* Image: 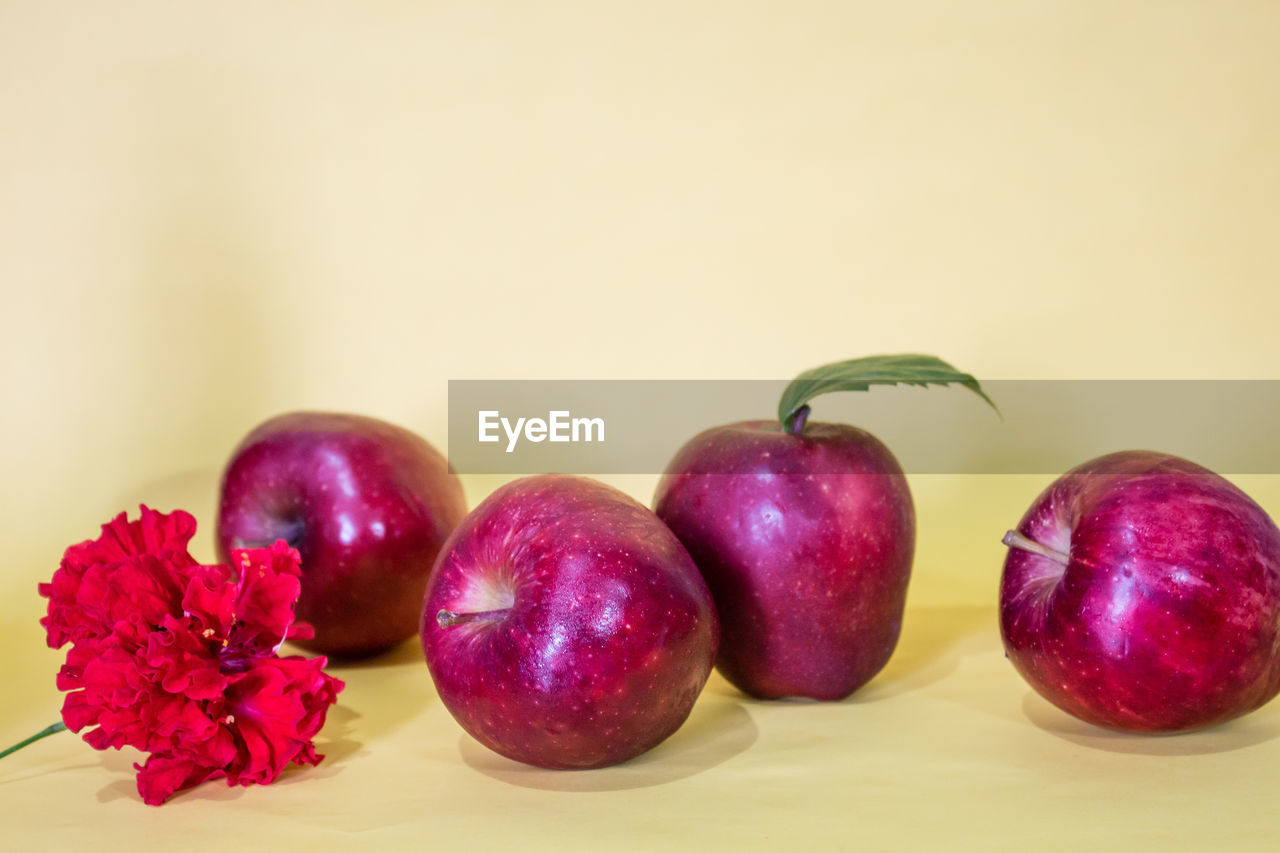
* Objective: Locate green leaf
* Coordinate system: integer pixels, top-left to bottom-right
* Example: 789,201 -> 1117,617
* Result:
777,354 -> 999,431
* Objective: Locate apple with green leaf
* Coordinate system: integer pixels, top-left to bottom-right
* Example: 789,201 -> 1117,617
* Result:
654,355 -> 997,700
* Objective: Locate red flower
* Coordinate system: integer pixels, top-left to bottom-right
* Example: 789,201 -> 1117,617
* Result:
39,506 -> 345,805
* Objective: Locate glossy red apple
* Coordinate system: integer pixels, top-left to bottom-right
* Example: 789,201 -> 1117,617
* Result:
217,412 -> 466,658
421,474 -> 718,769
1000,450 -> 1280,732
654,355 -> 995,700
655,423 -> 911,700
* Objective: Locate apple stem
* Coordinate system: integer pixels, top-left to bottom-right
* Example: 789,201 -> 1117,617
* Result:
783,404 -> 811,435
1001,530 -> 1070,566
437,608 -> 511,629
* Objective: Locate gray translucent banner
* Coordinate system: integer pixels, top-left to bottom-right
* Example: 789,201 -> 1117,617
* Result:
447,380 -> 1280,474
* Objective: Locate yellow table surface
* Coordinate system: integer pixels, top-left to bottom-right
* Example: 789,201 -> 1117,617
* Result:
6,475 -> 1280,851
5,1 -> 1280,848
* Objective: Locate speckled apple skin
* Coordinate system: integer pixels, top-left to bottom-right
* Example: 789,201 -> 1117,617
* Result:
1001,450 -> 1280,732
217,412 -> 466,658
653,420 -> 915,701
421,475 -> 719,770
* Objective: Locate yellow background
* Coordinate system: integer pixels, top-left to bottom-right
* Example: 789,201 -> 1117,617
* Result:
3,2 -> 1278,849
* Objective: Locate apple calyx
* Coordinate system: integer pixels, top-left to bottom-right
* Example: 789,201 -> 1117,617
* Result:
1001,530 -> 1070,566
437,608 -> 511,629
775,353 -> 999,430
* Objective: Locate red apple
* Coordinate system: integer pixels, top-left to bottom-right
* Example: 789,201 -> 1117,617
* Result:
654,355 -> 995,700
421,474 -> 718,769
1000,450 -> 1280,732
217,412 -> 466,658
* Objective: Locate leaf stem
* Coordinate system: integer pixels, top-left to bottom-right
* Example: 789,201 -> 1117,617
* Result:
783,404 -> 811,435
0,721 -> 67,759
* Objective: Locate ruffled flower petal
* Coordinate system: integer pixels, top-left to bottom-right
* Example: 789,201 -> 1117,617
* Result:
40,507 -> 198,647
134,754 -> 226,807
227,542 -> 305,655
38,506 -> 344,805
223,656 -> 344,786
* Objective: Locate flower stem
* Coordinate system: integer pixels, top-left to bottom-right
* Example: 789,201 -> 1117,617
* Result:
0,721 -> 67,759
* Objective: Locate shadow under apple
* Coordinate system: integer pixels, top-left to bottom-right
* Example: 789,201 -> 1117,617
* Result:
704,604 -> 994,704
852,604 -> 993,703
458,691 -> 757,791
321,636 -> 425,671
1020,690 -> 1280,756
